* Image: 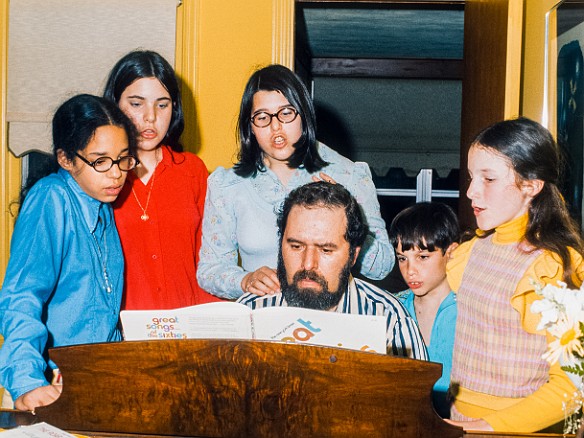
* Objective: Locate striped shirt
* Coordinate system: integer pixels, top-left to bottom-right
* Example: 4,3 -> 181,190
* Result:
237,277 -> 428,360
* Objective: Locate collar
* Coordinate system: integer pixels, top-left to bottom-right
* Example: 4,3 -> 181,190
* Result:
439,290 -> 457,310
159,144 -> 172,167
58,168 -> 108,234
127,145 -> 170,185
335,275 -> 356,313
492,214 -> 528,245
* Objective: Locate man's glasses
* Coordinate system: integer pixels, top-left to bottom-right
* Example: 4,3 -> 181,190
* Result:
75,153 -> 139,173
251,107 -> 299,128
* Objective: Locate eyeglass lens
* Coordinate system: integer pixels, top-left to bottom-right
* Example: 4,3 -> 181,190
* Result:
93,156 -> 138,172
252,107 -> 298,127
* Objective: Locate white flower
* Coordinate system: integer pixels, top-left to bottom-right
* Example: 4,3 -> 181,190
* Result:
542,315 -> 584,365
532,281 -> 584,328
531,297 -> 561,331
531,280 -> 584,366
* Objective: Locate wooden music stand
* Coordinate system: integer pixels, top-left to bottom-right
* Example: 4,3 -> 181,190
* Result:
33,339 -> 463,438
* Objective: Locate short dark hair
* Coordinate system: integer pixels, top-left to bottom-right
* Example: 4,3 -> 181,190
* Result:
388,202 -> 459,254
103,50 -> 184,152
234,64 -> 328,178
278,181 -> 368,250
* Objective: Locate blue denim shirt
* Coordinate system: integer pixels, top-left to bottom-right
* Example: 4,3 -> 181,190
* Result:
0,169 -> 123,400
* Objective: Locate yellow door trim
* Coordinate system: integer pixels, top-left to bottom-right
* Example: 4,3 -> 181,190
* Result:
272,0 -> 295,67
0,0 -> 21,282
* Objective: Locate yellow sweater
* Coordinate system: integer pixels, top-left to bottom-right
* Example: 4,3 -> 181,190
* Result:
447,214 -> 584,432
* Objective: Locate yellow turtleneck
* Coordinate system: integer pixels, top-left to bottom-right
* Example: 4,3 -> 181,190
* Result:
446,214 -> 584,432
491,214 -> 528,245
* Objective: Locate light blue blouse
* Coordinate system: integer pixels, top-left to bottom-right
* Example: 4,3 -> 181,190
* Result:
198,143 -> 393,299
398,289 -> 456,417
0,169 -> 123,401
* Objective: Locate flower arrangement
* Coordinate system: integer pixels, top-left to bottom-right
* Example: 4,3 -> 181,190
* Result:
531,280 -> 584,435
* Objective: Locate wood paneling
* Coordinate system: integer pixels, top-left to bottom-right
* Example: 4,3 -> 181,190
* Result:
311,57 -> 464,78
458,0 -> 523,231
34,340 -> 463,438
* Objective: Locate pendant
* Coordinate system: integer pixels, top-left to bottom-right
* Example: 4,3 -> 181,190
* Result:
141,214 -> 149,221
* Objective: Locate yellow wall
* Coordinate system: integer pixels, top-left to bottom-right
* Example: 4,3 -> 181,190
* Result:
0,0 -> 21,283
176,0 -> 294,172
521,0 -> 562,128
505,0 -> 525,120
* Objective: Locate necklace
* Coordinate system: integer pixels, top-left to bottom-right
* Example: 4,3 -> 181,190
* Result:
92,216 -> 112,294
132,168 -> 157,221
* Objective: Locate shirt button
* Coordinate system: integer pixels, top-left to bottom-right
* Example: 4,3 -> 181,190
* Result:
152,255 -> 158,260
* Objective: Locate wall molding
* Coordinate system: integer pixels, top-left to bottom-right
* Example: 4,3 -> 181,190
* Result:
0,0 -> 21,281
272,0 -> 295,67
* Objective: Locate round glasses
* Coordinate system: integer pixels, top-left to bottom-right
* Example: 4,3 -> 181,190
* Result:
75,152 -> 140,173
251,107 -> 299,128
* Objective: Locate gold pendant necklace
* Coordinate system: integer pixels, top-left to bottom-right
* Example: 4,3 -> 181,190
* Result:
132,168 -> 157,221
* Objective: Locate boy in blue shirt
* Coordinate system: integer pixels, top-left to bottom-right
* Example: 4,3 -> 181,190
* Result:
389,202 -> 459,418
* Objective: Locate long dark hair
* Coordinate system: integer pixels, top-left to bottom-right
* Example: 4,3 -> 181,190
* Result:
471,117 -> 584,287
103,50 -> 184,152
19,94 -> 138,207
234,64 -> 327,178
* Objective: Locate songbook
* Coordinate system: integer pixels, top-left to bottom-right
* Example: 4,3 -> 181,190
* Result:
0,422 -> 77,437
120,302 -> 386,353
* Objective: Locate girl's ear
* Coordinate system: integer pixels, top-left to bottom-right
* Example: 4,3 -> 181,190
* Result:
56,149 -> 74,171
522,179 -> 544,198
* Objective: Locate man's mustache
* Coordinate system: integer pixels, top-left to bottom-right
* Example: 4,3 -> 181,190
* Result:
292,269 -> 327,288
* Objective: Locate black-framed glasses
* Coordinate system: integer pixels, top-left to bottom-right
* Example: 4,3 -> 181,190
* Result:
251,107 -> 299,128
75,153 -> 139,173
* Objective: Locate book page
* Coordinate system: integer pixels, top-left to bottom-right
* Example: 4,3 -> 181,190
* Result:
251,307 -> 386,353
0,422 -> 78,437
120,302 -> 253,341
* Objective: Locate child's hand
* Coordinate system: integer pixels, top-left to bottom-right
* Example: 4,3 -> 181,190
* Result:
14,384 -> 62,412
242,267 -> 280,296
443,418 -> 493,431
312,172 -> 337,184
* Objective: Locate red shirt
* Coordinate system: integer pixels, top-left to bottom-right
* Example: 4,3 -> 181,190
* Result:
113,146 -> 223,310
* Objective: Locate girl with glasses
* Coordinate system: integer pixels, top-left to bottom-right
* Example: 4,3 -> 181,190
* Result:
0,94 -> 137,411
197,64 -> 392,299
103,50 -> 221,310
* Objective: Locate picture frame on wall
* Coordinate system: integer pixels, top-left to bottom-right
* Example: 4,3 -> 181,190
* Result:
547,0 -> 584,227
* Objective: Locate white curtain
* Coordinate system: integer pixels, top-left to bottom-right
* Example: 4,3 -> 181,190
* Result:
7,0 -> 178,156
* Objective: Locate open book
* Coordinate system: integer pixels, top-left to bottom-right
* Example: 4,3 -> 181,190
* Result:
120,302 -> 387,353
0,422 -> 77,438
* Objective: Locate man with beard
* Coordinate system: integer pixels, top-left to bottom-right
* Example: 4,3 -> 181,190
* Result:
237,181 -> 427,360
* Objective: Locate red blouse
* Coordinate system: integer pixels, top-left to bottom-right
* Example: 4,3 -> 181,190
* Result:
113,146 -> 223,310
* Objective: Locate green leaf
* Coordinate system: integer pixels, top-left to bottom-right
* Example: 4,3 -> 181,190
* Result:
562,362 -> 584,376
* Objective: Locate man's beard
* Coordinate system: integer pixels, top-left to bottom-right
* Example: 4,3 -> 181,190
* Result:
277,252 -> 352,311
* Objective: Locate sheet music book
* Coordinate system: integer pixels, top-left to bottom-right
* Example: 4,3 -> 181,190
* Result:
0,422 -> 77,437
120,302 -> 386,353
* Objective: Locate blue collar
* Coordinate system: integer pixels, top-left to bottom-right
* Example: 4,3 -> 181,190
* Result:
58,168 -> 108,234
